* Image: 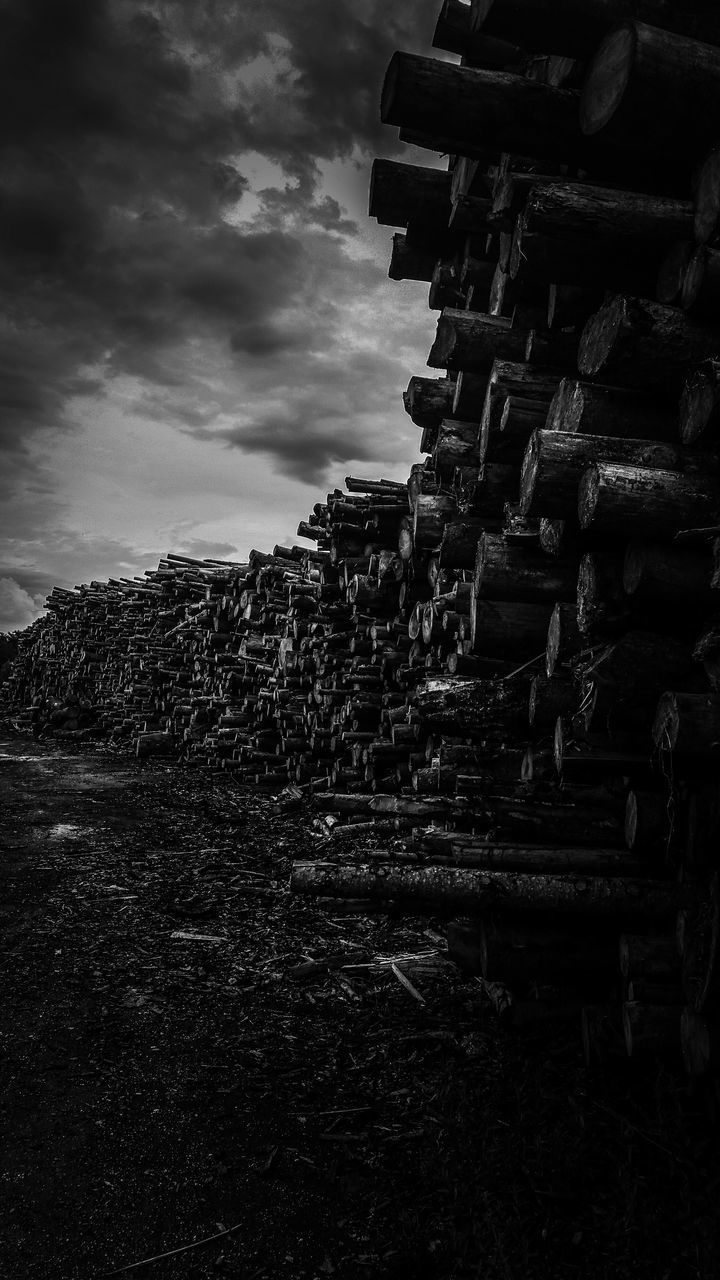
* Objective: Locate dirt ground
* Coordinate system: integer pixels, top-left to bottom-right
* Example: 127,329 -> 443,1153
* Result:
2,732 -> 720,1280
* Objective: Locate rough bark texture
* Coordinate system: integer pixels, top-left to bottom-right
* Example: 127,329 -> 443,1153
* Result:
369,159 -> 452,229
678,360 -> 720,445
513,182 -> 692,288
475,531 -> 577,603
580,22 -> 720,169
428,308 -> 528,374
579,462 -> 720,540
389,233 -> 438,282
520,429 -> 682,520
291,861 -> 688,922
404,377 -> 457,430
547,378 -> 676,441
578,295 -> 720,393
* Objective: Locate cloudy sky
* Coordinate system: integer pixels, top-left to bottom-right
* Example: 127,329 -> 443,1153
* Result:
0,0 -> 449,631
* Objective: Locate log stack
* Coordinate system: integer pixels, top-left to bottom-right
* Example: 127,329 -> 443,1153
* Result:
5,0 -> 720,1079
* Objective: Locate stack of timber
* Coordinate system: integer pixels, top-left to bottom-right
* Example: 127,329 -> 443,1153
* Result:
297,0 -> 720,1076
5,0 -> 720,1078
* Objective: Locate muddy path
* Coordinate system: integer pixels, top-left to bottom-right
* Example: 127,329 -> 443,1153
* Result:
1,734 -> 718,1280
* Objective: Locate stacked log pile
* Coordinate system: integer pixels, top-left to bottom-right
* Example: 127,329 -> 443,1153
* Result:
4,0 -> 720,1077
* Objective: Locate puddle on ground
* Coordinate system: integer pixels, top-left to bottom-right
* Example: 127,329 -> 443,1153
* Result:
47,824 -> 86,841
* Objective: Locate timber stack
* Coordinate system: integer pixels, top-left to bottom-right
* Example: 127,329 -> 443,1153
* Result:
4,0 -> 720,1081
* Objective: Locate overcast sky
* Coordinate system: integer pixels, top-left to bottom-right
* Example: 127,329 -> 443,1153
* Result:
0,0 -> 449,631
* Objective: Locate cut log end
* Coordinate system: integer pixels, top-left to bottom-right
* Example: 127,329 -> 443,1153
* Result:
680,246 -> 708,313
652,692 -> 680,752
579,25 -> 635,137
519,430 -> 541,516
577,462 -> 599,530
428,314 -> 457,370
694,146 -> 720,246
380,52 -> 403,126
679,363 -> 719,445
547,378 -> 583,434
578,297 -> 626,381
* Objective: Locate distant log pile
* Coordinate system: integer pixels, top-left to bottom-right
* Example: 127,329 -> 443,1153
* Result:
5,0 -> 720,1079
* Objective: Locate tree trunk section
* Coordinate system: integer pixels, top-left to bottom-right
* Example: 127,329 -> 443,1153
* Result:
579,462 -> 720,540
291,860 -> 689,922
580,22 -> 720,171
578,295 -> 720,393
520,428 -> 682,520
369,159 -> 452,229
547,377 -> 676,440
428,308 -> 529,374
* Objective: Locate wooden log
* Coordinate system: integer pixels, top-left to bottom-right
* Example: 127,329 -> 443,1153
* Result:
472,598 -> 552,658
653,692 -> 720,757
413,493 -> 458,550
546,377 -> 676,441
681,1008 -> 720,1077
624,788 -> 672,858
449,194 -> 494,236
428,309 -> 529,374
582,1005 -> 626,1066
136,732 -> 175,758
460,253 -> 497,300
439,519 -> 485,571
513,182 -> 693,288
655,240 -> 694,307
434,2 -> 527,67
520,429 -> 681,520
678,360 -> 720,445
369,159 -> 452,228
460,463 -> 516,521
578,295 -> 720,394
433,419 -> 481,478
619,932 -> 678,981
452,370 -> 491,420
446,652 -> 516,678
546,602 -> 581,677
498,397 -> 550,461
547,284 -> 603,332
389,234 -> 437,282
412,675 -> 531,734
478,359 -> 559,462
622,1001 -> 680,1057
291,861 -> 688,922
398,127 -> 498,164
433,0 -> 475,55
578,629 -> 698,730
694,623 -> 720,692
685,784 -> 720,874
480,920 -> 618,990
470,0 -> 720,61
429,261 -> 467,311
576,551 -> 627,641
524,329 -> 579,370
445,842 -> 648,876
694,144 -> 720,246
475,532 -> 577,603
529,674 -> 577,729
622,541 -> 713,609
554,715 -> 652,780
490,263 -> 548,326
579,462 -> 720,540
580,23 -> 720,170
381,53 -> 595,167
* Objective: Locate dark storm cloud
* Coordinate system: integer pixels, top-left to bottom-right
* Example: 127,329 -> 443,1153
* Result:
0,0 -> 442,597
